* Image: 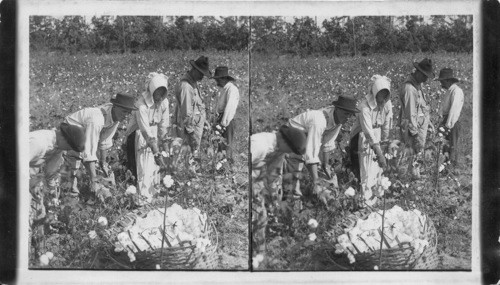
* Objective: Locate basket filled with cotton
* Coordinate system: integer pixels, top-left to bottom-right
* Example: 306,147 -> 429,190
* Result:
106,203 -> 218,269
333,205 -> 438,270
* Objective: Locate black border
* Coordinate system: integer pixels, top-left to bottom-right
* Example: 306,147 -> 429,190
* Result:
0,0 -> 18,283
481,1 -> 500,284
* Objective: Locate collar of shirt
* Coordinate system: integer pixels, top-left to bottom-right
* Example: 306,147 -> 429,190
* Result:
99,103 -> 116,128
448,83 -> 459,93
224,81 -> 236,91
406,74 -> 422,91
181,72 -> 198,89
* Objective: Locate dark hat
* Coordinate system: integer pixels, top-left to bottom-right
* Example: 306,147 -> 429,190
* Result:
59,122 -> 85,152
110,93 -> 138,110
332,96 -> 360,113
212,66 -> 235,81
413,58 -> 435,78
189,56 -> 212,78
279,125 -> 307,155
434,68 -> 459,82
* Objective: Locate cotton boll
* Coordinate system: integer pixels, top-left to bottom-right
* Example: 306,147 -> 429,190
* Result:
88,230 -> 97,239
307,219 -> 319,229
252,258 -> 260,269
45,252 -> 54,260
347,253 -> 356,264
127,250 -> 136,262
334,243 -> 345,254
344,187 -> 356,197
114,241 -> 124,252
98,216 -> 108,227
125,185 -> 136,195
308,233 -> 317,241
39,254 -> 50,266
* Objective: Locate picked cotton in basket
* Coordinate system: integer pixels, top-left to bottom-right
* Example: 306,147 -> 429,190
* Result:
114,203 -> 209,260
335,205 -> 430,263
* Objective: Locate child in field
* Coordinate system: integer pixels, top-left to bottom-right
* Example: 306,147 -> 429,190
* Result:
29,123 -> 85,252
125,72 -> 170,203
349,75 -> 393,206
435,68 -> 464,166
251,125 -> 306,259
30,123 -> 86,198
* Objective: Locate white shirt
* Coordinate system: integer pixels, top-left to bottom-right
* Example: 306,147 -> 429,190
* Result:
29,129 -> 64,178
65,103 -> 119,162
350,97 -> 393,145
439,83 -> 464,129
288,106 -> 342,164
251,132 -> 278,169
217,81 -> 240,127
126,96 -> 170,143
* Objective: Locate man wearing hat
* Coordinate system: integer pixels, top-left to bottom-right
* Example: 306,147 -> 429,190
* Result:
435,68 -> 464,166
251,125 -> 307,260
284,96 -> 359,200
399,58 -> 434,177
173,56 -> 211,171
212,66 -> 240,165
64,93 -> 137,195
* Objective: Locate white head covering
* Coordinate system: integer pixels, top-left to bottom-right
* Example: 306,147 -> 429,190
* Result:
142,72 -> 169,107
366,74 -> 391,108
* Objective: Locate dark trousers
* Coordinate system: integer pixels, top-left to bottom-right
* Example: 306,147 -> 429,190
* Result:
349,133 -> 361,182
126,132 -> 137,179
218,117 -> 235,163
442,118 -> 461,164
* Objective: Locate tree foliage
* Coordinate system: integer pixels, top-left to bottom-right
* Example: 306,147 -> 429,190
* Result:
29,15 -> 472,55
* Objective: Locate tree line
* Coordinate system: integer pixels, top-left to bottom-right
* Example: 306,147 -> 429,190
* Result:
29,15 -> 473,55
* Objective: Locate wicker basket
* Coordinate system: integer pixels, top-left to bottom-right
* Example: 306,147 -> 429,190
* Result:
337,208 -> 439,270
105,204 -> 219,270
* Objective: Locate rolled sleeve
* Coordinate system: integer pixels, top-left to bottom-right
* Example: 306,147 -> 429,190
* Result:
403,85 -> 419,135
181,82 -> 196,132
158,99 -> 171,142
83,122 -> 102,162
304,113 -> 326,164
359,106 -> 378,145
136,104 -> 154,141
381,100 -> 393,141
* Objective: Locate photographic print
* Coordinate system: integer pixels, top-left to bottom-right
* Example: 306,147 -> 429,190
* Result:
249,15 -> 473,271
28,15 -> 249,270
9,0 -> 484,284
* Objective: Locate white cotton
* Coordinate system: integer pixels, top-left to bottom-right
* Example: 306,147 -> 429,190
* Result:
127,250 -> 136,262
